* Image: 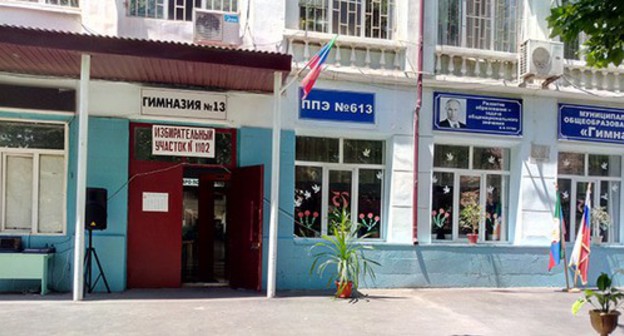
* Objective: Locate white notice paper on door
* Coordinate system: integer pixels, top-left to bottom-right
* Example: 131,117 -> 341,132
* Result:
143,192 -> 168,212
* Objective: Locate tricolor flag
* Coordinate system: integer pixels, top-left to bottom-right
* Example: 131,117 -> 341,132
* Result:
548,188 -> 565,271
301,35 -> 338,99
569,185 -> 592,285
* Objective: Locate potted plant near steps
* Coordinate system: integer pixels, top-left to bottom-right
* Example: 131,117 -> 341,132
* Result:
591,206 -> 611,244
572,272 -> 623,336
459,193 -> 483,244
309,208 -> 380,298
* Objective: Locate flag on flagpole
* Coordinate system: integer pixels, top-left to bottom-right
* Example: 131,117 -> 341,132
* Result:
569,185 -> 592,285
548,188 -> 565,271
301,35 -> 338,99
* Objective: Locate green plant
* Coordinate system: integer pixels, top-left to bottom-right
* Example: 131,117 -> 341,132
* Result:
459,194 -> 483,234
309,208 -> 380,297
572,273 -> 624,315
591,206 -> 612,232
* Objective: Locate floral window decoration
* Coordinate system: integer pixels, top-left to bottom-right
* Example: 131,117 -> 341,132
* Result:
295,136 -> 385,239
557,152 -> 621,244
431,144 -> 510,243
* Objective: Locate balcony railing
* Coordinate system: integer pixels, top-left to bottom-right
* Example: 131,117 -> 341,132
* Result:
284,29 -> 407,74
560,60 -> 624,93
2,0 -> 79,8
434,45 -> 518,81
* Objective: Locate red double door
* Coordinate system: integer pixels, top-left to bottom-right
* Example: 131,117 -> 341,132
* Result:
126,157 -> 263,291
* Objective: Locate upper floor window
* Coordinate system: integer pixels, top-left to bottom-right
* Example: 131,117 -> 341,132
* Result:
294,136 -> 385,239
128,0 -> 237,21
0,121 -> 67,235
8,0 -> 78,8
299,0 -> 395,39
438,0 -> 518,52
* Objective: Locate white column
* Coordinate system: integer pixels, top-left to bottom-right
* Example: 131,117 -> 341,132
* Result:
72,54 -> 90,301
267,71 -> 283,298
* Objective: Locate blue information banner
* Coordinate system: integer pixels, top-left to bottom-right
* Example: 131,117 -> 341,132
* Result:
299,88 -> 375,124
559,104 -> 624,144
433,92 -> 522,136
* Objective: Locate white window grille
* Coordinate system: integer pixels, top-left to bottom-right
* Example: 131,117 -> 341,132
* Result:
299,0 -> 394,39
438,0 -> 518,52
128,0 -> 237,21
0,120 -> 67,235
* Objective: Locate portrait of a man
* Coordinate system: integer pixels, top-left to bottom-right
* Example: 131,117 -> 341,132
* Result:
439,98 -> 466,129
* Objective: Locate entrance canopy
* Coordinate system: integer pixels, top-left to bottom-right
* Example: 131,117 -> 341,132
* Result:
0,25 -> 291,92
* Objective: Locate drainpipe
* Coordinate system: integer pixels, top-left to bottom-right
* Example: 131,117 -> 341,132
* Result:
412,0 -> 424,244
72,54 -> 90,301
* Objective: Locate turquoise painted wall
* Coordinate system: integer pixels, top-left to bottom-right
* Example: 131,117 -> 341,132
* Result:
0,115 -> 128,293
236,126 -> 624,291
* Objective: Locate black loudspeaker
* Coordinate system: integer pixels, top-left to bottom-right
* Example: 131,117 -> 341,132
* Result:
85,188 -> 107,231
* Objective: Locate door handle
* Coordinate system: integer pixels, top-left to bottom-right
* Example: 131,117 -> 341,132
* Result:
251,242 -> 261,250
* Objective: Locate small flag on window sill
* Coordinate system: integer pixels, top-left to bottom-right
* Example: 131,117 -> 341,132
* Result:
301,35 -> 338,100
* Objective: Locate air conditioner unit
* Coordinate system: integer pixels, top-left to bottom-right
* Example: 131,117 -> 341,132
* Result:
519,39 -> 564,80
193,9 -> 241,47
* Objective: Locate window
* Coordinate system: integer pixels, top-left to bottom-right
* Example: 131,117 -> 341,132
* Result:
294,136 -> 385,238
431,144 -> 510,242
8,0 -> 79,8
438,0 -> 518,52
0,121 -> 67,235
557,152 -> 621,244
128,0 -> 237,21
299,0 -> 395,39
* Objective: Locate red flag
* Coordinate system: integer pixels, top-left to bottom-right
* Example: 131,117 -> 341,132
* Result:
569,186 -> 591,284
301,35 -> 337,99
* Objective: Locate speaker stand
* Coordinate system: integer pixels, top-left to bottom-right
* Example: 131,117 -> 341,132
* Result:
84,229 -> 111,294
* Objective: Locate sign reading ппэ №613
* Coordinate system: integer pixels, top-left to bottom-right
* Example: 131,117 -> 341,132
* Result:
152,125 -> 215,158
299,88 -> 375,124
141,88 -> 227,120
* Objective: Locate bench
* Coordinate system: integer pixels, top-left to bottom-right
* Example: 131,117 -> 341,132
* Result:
0,253 -> 53,295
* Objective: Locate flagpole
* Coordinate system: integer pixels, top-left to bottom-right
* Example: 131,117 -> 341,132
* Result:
562,226 -> 570,291
557,183 -> 571,291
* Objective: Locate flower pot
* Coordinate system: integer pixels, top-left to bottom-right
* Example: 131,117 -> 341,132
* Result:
592,235 -> 603,245
467,233 -> 478,244
335,281 -> 353,298
589,310 -> 620,336
436,230 -> 447,240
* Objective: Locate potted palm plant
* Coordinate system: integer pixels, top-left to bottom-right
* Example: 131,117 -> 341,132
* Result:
460,193 -> 483,244
572,272 -> 623,336
309,208 -> 380,298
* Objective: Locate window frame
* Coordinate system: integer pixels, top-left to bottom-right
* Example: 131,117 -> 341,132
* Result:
0,119 -> 68,236
432,144 -> 510,243
294,136 -> 386,240
298,0 -> 396,40
437,0 -> 519,52
127,0 -> 238,21
557,151 -> 622,244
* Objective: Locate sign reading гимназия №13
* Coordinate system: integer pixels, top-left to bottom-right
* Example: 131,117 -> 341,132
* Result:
559,104 -> 624,144
299,88 -> 375,124
433,92 -> 522,136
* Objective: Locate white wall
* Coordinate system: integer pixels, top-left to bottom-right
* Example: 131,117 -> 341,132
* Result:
0,3 -> 82,31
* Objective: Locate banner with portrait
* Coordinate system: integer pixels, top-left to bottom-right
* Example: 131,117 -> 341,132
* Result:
433,92 -> 523,136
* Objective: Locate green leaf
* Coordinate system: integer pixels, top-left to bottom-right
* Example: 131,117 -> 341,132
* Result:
572,298 -> 587,315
